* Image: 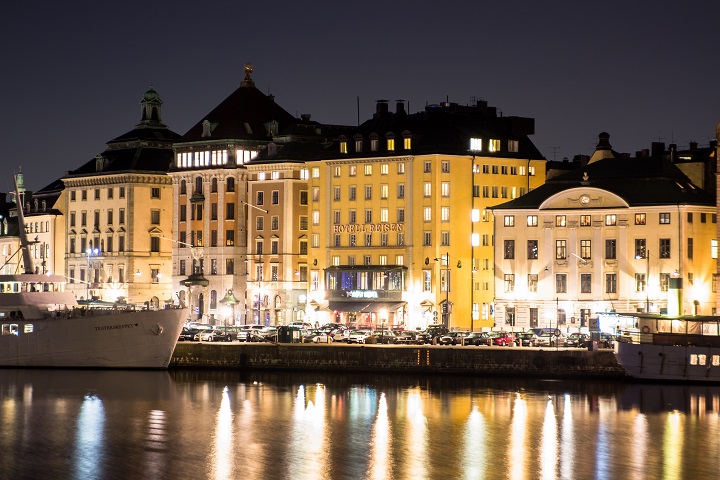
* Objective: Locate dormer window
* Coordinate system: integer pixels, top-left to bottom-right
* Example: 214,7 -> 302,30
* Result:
508,140 -> 519,152
354,134 -> 363,153
489,139 -> 500,152
370,133 -> 379,152
339,135 -> 348,154
386,132 -> 395,152
402,131 -> 412,150
470,138 -> 483,151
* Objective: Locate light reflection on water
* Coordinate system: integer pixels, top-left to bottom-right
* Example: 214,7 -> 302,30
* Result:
2,369 -> 720,479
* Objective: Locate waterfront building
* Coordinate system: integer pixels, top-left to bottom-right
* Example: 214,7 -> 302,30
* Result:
492,132 -> 717,334
168,65 -> 345,325
62,86 -> 180,306
20,176 -> 66,277
306,99 -> 546,330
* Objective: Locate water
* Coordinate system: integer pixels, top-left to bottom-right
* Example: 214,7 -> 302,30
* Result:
1,369 -> 720,480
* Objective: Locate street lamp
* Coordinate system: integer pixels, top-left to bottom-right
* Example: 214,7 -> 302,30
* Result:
86,247 -> 100,302
635,250 -> 650,313
220,289 -> 239,328
433,252 -> 461,327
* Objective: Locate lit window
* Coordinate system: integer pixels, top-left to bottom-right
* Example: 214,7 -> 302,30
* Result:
556,215 -> 566,227
423,207 -> 432,222
635,213 -> 646,225
441,182 -> 450,197
605,214 -> 617,226
470,138 -> 482,151
508,140 -> 519,152
423,182 -> 432,197
504,216 -> 515,227
312,167 -> 320,178
365,164 -> 372,175
441,207 -> 450,222
381,164 -> 389,175
489,139 -> 500,152
527,215 -> 538,227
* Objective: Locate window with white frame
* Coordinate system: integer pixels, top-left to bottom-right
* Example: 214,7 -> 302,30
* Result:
423,207 -> 432,222
441,207 -> 450,222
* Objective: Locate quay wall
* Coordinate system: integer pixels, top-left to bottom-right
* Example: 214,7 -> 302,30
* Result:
170,343 -> 628,378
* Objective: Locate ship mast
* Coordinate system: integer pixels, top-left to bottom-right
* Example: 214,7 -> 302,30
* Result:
14,172 -> 35,275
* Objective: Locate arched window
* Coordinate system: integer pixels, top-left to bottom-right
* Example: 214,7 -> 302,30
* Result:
195,177 -> 203,194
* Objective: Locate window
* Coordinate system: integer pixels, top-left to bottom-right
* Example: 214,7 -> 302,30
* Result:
580,274 -> 591,293
211,230 -> 217,247
349,210 -> 357,224
556,274 -> 567,293
504,216 -> 515,227
688,238 -> 693,259
226,230 -> 235,246
380,164 -> 389,175
256,217 -> 264,230
151,268 -> 159,283
397,184 -> 405,199
211,203 -> 218,220
470,138 -> 482,151
580,215 -> 591,226
423,182 -> 432,197
441,182 -> 449,197
635,273 -> 646,292
299,240 -> 308,255
225,259 -> 234,275
151,187 -> 161,199
635,213 -> 646,225
605,214 -> 617,226
150,210 -> 160,225
365,209 -> 373,223
333,211 -> 341,225
580,239 -> 591,259
555,215 -> 566,227
424,162 -> 431,173
423,207 -> 431,222
527,215 -> 538,227
365,233 -> 372,246
660,238 -> 671,258
179,205 -> 186,222
349,185 -> 356,201
702,213 -> 707,223
380,208 -> 389,223
659,213 -> 670,224
382,233 -> 390,247
687,212 -> 693,223
504,240 -> 515,259
660,273 -> 670,292
489,139 -> 500,152
94,189 -> 100,200
271,240 -> 279,255
528,274 -> 538,293
555,240 -> 567,259
441,207 -> 450,222
508,140 -> 519,152
501,166 -> 508,175
441,161 -> 449,173
272,191 -> 279,205
423,231 -> 432,246
256,191 -> 264,205
635,238 -> 647,259
300,191 -> 308,205
605,239 -> 616,259
504,274 -> 515,292
70,212 -> 76,227
226,177 -> 235,192
381,184 -> 389,199
271,216 -> 279,230
300,216 -> 308,230
365,164 -> 373,176
606,273 -> 617,293
364,185 -> 372,200
312,211 -> 319,225
527,240 -> 538,259
150,236 -> 160,252
334,234 -> 341,247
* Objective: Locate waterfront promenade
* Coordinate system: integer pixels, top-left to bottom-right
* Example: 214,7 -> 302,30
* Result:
171,343 -> 628,378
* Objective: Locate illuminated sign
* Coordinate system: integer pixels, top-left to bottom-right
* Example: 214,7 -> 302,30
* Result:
347,290 -> 379,299
333,223 -> 404,233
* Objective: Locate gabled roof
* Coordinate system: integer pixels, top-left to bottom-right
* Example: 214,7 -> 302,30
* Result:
492,155 -> 715,210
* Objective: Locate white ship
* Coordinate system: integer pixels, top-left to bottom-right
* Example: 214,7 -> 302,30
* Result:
614,313 -> 720,382
0,175 -> 186,368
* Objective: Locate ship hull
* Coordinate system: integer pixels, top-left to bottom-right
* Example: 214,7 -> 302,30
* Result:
614,341 -> 720,382
0,308 -> 186,368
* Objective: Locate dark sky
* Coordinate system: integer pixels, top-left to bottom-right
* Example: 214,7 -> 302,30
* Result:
2,1 -> 718,192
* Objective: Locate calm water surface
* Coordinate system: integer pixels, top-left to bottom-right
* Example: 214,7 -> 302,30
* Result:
1,369 -> 720,480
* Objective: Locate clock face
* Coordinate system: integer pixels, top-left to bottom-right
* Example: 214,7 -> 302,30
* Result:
580,195 -> 590,205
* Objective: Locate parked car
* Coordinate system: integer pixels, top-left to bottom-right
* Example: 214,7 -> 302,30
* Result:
416,324 -> 450,344
567,332 -> 590,347
178,327 -> 199,341
534,331 -> 567,347
374,330 -> 398,344
303,330 -> 333,343
439,331 -> 470,345
486,331 -> 515,346
394,331 -> 423,345
330,329 -> 350,342
249,327 -> 278,342
347,330 -> 374,344
464,332 -> 490,346
581,333 -> 616,349
516,332 -> 540,347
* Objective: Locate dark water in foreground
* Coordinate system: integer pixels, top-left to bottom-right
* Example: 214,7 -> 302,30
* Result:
1,369 -> 719,480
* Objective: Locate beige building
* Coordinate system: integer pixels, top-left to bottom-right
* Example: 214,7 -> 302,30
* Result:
493,133 -> 718,335
62,87 -> 179,307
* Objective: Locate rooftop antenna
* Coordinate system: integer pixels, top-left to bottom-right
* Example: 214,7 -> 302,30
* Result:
548,146 -> 560,161
357,96 -> 360,126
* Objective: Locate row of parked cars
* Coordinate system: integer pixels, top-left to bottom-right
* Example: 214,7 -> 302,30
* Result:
178,322 -> 617,349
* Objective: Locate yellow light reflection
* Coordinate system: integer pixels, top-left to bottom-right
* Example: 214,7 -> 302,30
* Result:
560,394 -> 574,480
288,384 -> 328,479
541,399 -> 557,480
405,390 -> 428,479
73,394 -> 105,480
663,411 -> 682,479
462,406 -> 486,480
144,410 -> 168,478
629,414 -> 648,480
210,386 -> 234,480
509,393 -> 527,480
368,392 -> 392,480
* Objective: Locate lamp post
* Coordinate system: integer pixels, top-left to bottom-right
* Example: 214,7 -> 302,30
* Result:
636,250 -> 650,313
220,289 -> 239,328
86,247 -> 100,302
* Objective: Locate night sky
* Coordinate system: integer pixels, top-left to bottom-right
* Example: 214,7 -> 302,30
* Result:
2,1 -> 718,192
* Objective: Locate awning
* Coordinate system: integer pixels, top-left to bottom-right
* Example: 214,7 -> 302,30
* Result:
328,301 -> 406,313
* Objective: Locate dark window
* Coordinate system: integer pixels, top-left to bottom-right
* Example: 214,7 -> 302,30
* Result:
504,240 -> 515,259
527,240 -> 538,259
659,239 -> 671,258
605,239 -> 616,259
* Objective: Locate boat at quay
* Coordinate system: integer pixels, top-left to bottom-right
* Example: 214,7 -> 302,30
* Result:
614,312 -> 720,382
0,175 -> 186,368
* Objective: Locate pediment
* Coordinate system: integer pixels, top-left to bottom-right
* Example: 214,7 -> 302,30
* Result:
539,187 -> 629,210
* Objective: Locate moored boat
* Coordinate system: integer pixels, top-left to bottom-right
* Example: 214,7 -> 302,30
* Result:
614,313 -> 720,382
0,174 -> 186,368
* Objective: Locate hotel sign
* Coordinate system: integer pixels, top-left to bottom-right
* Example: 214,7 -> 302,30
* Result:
333,223 -> 404,233
347,290 -> 379,299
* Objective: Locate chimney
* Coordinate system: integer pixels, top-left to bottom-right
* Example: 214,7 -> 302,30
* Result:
689,141 -> 698,150
374,100 -> 389,118
651,142 -> 665,157
395,100 -> 406,115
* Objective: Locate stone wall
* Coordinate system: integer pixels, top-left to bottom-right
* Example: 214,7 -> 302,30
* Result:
171,343 -> 628,378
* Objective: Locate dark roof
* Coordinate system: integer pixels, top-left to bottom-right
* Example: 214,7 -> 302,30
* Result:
66,147 -> 175,178
492,155 -> 715,210
179,85 -> 298,143
319,99 -> 545,160
107,125 -> 181,144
